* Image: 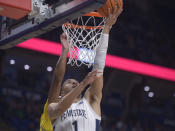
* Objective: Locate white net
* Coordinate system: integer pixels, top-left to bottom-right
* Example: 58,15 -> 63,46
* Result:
62,13 -> 106,68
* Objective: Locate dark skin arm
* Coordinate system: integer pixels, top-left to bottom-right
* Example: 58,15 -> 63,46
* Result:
48,33 -> 69,104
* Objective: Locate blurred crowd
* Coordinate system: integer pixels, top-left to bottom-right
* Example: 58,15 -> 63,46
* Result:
100,92 -> 175,131
0,73 -> 45,131
109,0 -> 175,69
0,88 -> 42,130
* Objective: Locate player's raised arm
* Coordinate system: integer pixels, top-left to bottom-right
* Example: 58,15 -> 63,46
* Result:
47,33 -> 69,104
85,5 -> 123,115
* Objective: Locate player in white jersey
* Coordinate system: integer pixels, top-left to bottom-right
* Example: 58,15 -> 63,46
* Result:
44,7 -> 123,131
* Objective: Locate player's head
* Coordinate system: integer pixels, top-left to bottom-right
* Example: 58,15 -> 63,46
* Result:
60,79 -> 80,98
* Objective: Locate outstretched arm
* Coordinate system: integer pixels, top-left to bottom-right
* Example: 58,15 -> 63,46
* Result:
85,4 -> 123,115
48,33 -> 69,104
47,70 -> 100,121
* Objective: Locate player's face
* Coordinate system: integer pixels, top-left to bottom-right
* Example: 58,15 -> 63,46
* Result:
61,79 -> 79,97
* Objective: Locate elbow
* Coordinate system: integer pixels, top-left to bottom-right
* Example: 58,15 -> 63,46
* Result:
48,103 -> 63,120
47,104 -> 55,120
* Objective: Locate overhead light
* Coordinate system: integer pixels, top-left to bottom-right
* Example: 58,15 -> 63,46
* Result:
24,65 -> 30,70
173,94 -> 175,97
144,86 -> 150,92
148,92 -> 154,98
47,66 -> 53,72
10,59 -> 15,65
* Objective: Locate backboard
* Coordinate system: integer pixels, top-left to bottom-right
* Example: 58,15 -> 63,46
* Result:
0,0 -> 106,49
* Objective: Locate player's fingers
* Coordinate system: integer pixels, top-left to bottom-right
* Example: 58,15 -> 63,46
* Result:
108,8 -> 112,18
119,8 -> 123,14
113,7 -> 121,18
113,7 -> 117,14
114,8 -> 122,19
115,0 -> 123,15
118,0 -> 123,9
114,0 -> 119,9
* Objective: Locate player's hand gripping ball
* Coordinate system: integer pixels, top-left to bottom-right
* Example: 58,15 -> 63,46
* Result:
97,0 -> 123,17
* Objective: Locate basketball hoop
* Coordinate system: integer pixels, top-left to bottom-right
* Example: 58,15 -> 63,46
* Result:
62,12 -> 106,68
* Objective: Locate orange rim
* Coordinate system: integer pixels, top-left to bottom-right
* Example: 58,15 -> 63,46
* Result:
63,22 -> 103,30
84,12 -> 103,17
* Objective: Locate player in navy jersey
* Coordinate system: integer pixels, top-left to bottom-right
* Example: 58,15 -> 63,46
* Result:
40,6 -> 123,131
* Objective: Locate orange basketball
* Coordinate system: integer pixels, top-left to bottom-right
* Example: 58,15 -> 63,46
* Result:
97,0 -> 123,17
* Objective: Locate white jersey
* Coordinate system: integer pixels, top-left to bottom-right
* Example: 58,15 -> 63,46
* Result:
53,97 -> 101,131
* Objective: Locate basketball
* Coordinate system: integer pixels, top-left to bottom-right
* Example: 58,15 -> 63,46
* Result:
97,0 -> 123,17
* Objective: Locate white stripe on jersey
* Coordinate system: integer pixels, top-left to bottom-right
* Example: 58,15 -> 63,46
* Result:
53,97 -> 101,131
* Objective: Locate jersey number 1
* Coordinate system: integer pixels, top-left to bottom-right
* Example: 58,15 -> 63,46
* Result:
72,119 -> 100,131
72,121 -> 78,131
